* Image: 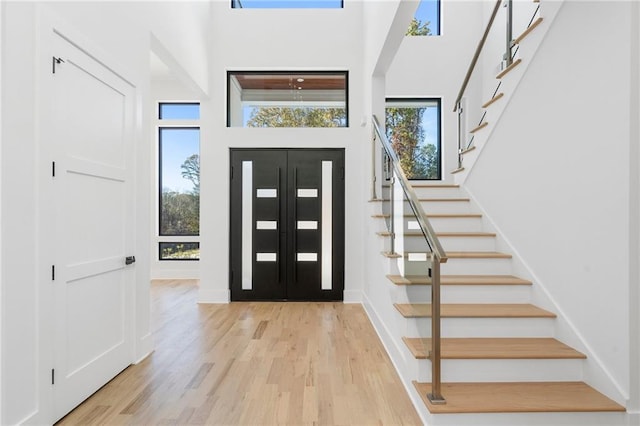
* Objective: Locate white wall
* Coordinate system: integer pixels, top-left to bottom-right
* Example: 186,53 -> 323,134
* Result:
199,1 -> 367,303
629,0 -> 640,420
385,0 -> 483,180
1,4 -> 39,422
1,2 -> 210,423
464,1 -> 633,399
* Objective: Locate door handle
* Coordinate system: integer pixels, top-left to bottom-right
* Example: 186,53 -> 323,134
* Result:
125,256 -> 136,265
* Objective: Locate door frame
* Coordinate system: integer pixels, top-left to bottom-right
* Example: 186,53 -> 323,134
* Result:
36,9 -> 146,424
229,148 -> 345,301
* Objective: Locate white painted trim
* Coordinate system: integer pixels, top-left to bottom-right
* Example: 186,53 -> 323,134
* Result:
361,293 -> 429,425
150,270 -> 200,280
342,290 -> 362,303
0,1 -> 4,422
198,289 -> 230,304
134,333 -> 153,364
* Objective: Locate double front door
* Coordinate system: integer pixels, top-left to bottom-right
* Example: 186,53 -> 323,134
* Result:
230,149 -> 344,301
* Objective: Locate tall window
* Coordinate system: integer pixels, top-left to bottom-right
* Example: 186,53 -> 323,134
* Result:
385,98 -> 441,180
158,103 -> 200,260
406,0 -> 440,36
227,71 -> 348,128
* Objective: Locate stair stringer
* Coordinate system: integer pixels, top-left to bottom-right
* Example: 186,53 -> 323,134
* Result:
461,183 -> 628,407
454,0 -> 567,185
362,201 -> 433,424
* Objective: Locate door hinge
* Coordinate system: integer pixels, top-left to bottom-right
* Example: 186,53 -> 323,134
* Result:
428,268 -> 432,278
51,369 -> 55,385
52,161 -> 56,177
51,265 -> 55,281
52,56 -> 65,74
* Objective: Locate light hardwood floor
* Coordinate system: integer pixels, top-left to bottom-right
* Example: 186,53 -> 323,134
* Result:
56,280 -> 421,425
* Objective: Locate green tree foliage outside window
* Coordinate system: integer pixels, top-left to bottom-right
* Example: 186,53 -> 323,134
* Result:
160,154 -> 200,235
406,18 -> 431,36
386,105 -> 439,180
246,107 -> 346,128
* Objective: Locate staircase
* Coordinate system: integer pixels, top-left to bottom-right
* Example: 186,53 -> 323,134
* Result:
369,183 -> 626,425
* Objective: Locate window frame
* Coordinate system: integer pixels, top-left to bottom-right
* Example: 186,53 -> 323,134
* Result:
385,97 -> 442,181
158,242 -> 200,261
226,70 -> 349,128
230,0 -> 344,9
157,102 -> 201,261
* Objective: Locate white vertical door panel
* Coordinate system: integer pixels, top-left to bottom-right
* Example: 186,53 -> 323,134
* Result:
51,33 -> 135,422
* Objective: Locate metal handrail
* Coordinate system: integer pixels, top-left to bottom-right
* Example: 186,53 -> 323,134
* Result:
453,0 -> 503,112
372,114 -> 447,403
371,115 -> 448,263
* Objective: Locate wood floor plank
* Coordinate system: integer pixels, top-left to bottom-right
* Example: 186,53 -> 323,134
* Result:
394,303 -> 556,318
55,280 -> 421,426
402,337 -> 586,359
413,381 -> 625,413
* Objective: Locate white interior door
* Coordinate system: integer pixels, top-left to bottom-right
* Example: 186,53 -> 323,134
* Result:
51,33 -> 135,421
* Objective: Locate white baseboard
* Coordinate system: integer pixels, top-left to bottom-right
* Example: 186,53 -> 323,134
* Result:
134,332 -> 153,363
198,288 -> 230,303
343,290 -> 362,303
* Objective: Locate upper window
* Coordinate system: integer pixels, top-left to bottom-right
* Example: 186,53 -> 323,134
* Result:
231,0 -> 343,8
385,98 -> 441,180
159,103 -> 200,120
227,71 -> 348,128
407,0 -> 440,36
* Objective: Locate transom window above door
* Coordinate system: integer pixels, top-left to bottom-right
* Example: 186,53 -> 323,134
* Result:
227,71 -> 348,128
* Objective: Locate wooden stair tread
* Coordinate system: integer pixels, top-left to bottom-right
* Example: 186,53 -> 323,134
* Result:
402,337 -> 586,359
451,167 -> 465,174
394,303 -> 556,318
496,58 -> 523,79
470,122 -> 488,134
370,198 -> 470,202
381,251 -> 401,258
514,17 -> 543,45
459,146 -> 476,155
446,251 -> 511,259
386,274 -> 532,286
481,92 -> 504,108
413,381 -> 625,413
410,184 -> 459,188
372,213 -> 482,219
377,231 -> 495,238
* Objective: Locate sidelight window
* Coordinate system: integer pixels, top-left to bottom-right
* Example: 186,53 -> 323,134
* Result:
158,103 -> 200,260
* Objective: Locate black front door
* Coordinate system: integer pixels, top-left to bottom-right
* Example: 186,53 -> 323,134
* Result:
230,149 -> 345,301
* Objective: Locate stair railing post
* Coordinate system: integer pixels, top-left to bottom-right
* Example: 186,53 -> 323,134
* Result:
389,160 -> 395,255
428,253 -> 446,404
456,101 -> 463,170
372,129 -> 377,200
505,0 -> 513,67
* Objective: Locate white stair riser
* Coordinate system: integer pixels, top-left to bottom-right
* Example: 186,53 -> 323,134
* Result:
414,358 -> 584,383
440,257 -> 513,275
423,410 -> 627,426
412,187 -> 465,199
403,317 -> 555,338
420,201 -> 472,214
395,236 -> 496,252
439,236 -> 496,252
427,217 -> 484,232
441,285 -> 531,304
395,285 -> 532,304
